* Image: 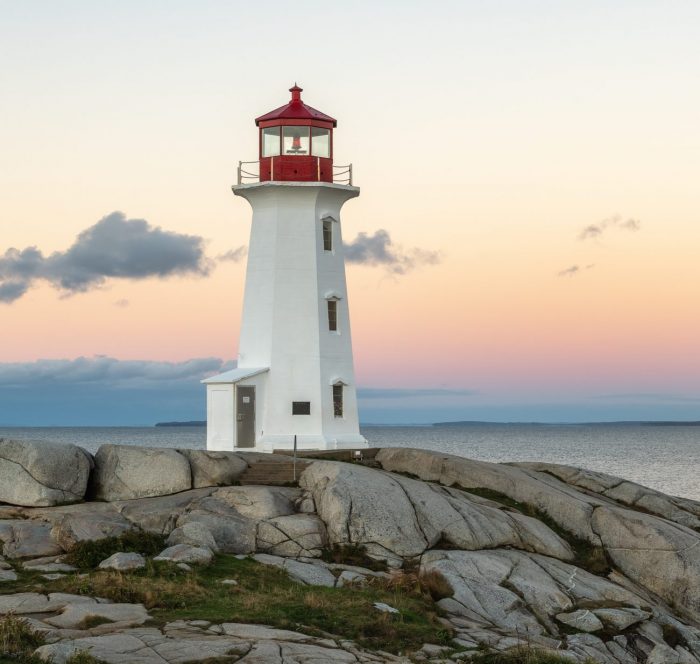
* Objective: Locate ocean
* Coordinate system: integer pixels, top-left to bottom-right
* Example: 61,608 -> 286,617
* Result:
1,423 -> 699,501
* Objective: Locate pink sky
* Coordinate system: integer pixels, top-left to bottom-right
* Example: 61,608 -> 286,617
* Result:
1,2 -> 699,423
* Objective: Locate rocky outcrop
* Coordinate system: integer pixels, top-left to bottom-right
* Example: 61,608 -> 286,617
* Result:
2,443 -> 700,663
375,447 -> 700,623
300,460 -> 573,564
178,449 -> 248,488
0,439 -> 92,507
91,445 -> 192,501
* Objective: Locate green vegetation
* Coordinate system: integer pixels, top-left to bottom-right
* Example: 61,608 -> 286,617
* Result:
320,543 -> 388,571
459,486 -> 612,576
0,614 -> 45,663
63,530 -> 167,570
64,652 -> 106,664
38,554 -> 450,654
469,645 -> 598,663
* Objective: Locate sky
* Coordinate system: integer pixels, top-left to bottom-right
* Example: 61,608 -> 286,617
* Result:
1,0 -> 699,425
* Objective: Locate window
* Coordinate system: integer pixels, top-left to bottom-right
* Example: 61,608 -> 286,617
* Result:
262,127 -> 281,157
283,126 -> 309,155
333,384 -> 343,418
323,219 -> 333,251
311,127 -> 330,158
327,299 -> 338,331
292,401 -> 311,415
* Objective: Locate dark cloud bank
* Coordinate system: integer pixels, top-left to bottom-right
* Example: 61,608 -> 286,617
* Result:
1,212 -> 435,303
0,212 -> 212,303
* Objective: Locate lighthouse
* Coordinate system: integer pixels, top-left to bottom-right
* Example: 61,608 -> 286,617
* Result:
203,85 -> 367,452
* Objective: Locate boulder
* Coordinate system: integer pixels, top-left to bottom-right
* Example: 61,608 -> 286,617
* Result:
44,602 -> 149,629
98,552 -> 146,571
299,461 -> 428,561
0,520 -> 63,559
256,513 -> 328,557
154,544 -> 214,564
0,569 -> 17,581
593,608 -> 650,631
91,445 -> 191,501
114,488 -> 215,534
51,508 -> 133,551
556,609 -> 604,633
591,505 -> 700,623
0,438 -> 92,507
515,462 -> 700,531
421,549 -> 647,636
251,553 -> 337,587
179,449 -> 248,488
375,447 -> 604,543
166,522 -> 219,552
211,486 -> 299,520
177,497 -> 256,554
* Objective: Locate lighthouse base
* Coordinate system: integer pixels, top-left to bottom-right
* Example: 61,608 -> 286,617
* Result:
257,433 -> 368,454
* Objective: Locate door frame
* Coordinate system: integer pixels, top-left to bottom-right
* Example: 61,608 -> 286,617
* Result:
235,384 -> 256,448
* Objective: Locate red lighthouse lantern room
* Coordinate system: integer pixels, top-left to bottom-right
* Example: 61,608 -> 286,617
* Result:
255,85 -> 337,183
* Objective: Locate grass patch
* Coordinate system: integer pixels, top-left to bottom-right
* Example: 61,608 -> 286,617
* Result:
183,556 -> 450,653
50,562 -> 207,610
75,616 -> 116,630
34,555 -> 450,654
320,543 -> 388,571
0,614 -> 45,663
63,530 -> 167,570
458,486 -> 613,576
65,652 -> 106,664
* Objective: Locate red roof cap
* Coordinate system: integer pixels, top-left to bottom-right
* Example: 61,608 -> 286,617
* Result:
255,84 -> 337,127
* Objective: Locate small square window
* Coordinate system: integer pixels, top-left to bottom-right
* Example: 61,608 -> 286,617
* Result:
327,299 -> 338,331
292,401 -> 311,415
323,219 -> 333,251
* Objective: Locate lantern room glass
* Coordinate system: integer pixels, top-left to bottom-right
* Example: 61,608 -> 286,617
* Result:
283,126 -> 310,155
262,127 -> 281,157
311,128 -> 330,158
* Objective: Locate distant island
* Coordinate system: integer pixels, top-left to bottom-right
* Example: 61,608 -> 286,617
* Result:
155,421 -> 206,427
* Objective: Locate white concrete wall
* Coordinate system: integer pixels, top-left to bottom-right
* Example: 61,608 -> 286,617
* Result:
206,384 -> 234,451
233,182 -> 366,450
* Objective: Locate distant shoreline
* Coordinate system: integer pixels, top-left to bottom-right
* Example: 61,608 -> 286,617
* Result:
432,420 -> 700,427
151,420 -> 700,428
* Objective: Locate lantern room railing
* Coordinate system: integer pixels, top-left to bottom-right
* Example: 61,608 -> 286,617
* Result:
236,160 -> 353,186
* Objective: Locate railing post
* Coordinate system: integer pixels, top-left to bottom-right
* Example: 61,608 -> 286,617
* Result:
349,164 -> 353,186
237,161 -> 242,185
317,157 -> 320,181
271,156 -> 274,181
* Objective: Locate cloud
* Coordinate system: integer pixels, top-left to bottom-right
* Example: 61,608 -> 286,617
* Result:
558,265 -> 579,277
114,299 -> 130,308
0,212 -> 211,303
357,387 -> 478,399
0,356 -> 235,389
557,264 -> 595,277
579,215 -> 641,241
344,230 -> 440,274
217,247 -> 247,263
0,280 -> 30,303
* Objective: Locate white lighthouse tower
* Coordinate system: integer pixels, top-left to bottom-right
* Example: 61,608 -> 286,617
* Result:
204,85 -> 367,452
